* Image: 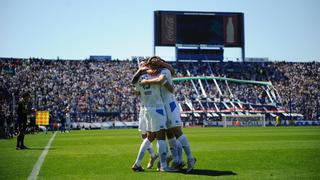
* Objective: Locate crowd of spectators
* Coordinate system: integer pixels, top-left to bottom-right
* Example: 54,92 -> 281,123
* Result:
0,58 -> 138,123
171,60 -> 319,120
0,58 -> 319,128
271,62 -> 319,120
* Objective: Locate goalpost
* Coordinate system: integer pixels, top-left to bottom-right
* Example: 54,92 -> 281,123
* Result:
221,114 -> 266,127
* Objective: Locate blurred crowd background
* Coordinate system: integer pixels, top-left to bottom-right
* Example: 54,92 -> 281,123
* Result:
0,58 -> 319,131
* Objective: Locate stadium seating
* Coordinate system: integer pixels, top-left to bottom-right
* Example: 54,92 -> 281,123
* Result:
0,58 -> 319,129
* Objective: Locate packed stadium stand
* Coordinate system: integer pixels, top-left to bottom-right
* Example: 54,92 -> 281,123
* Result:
0,57 -> 319,132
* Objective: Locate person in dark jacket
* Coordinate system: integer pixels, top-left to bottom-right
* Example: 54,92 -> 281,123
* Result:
16,92 -> 33,150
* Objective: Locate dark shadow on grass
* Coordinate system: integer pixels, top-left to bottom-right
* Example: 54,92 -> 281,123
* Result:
26,147 -> 56,151
183,169 -> 237,177
142,169 -> 237,177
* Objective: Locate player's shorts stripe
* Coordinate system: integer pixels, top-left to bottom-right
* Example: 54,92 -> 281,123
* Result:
156,109 -> 164,116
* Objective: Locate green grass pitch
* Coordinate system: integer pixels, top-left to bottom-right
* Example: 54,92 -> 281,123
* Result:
0,127 -> 320,180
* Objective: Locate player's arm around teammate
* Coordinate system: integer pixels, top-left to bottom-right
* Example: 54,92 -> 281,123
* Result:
140,75 -> 173,93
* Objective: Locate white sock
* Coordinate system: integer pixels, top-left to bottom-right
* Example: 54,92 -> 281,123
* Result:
157,140 -> 168,169
147,143 -> 155,157
177,134 -> 193,160
176,140 -> 183,163
168,138 -> 179,163
135,138 -> 151,166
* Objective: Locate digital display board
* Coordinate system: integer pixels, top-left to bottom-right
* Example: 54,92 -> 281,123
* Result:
176,15 -> 224,45
154,11 -> 244,47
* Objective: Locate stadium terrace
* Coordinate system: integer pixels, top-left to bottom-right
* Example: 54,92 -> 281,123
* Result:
0,57 -> 319,132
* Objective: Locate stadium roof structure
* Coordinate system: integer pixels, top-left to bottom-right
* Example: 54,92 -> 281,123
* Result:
172,76 -> 287,117
173,76 -> 273,86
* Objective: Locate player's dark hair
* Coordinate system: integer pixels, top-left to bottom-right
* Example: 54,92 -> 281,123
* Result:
147,56 -> 165,63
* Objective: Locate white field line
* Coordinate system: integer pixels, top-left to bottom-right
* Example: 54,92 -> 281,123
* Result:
28,132 -> 57,180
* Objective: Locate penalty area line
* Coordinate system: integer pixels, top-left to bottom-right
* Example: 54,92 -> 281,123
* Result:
28,131 -> 57,180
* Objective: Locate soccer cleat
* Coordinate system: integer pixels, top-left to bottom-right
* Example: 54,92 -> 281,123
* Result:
159,166 -> 178,172
186,158 -> 196,173
147,154 -> 158,169
16,147 -> 21,150
131,163 -> 144,172
170,161 -> 182,171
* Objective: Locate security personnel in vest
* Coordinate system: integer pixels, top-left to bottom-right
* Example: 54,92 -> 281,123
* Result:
16,92 -> 33,150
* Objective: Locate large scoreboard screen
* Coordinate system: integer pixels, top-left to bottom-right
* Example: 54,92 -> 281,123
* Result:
154,11 -> 244,47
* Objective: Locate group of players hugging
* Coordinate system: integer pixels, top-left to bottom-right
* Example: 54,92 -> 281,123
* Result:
131,56 -> 196,172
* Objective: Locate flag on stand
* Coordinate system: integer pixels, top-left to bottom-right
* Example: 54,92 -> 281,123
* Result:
36,111 -> 49,125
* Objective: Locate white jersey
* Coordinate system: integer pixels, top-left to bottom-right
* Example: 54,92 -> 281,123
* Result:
159,68 -> 175,103
135,73 -> 167,132
159,68 -> 182,128
135,74 -> 163,108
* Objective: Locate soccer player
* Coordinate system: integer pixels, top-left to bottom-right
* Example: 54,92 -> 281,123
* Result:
132,101 -> 158,171
131,61 -> 173,172
141,56 -> 196,172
